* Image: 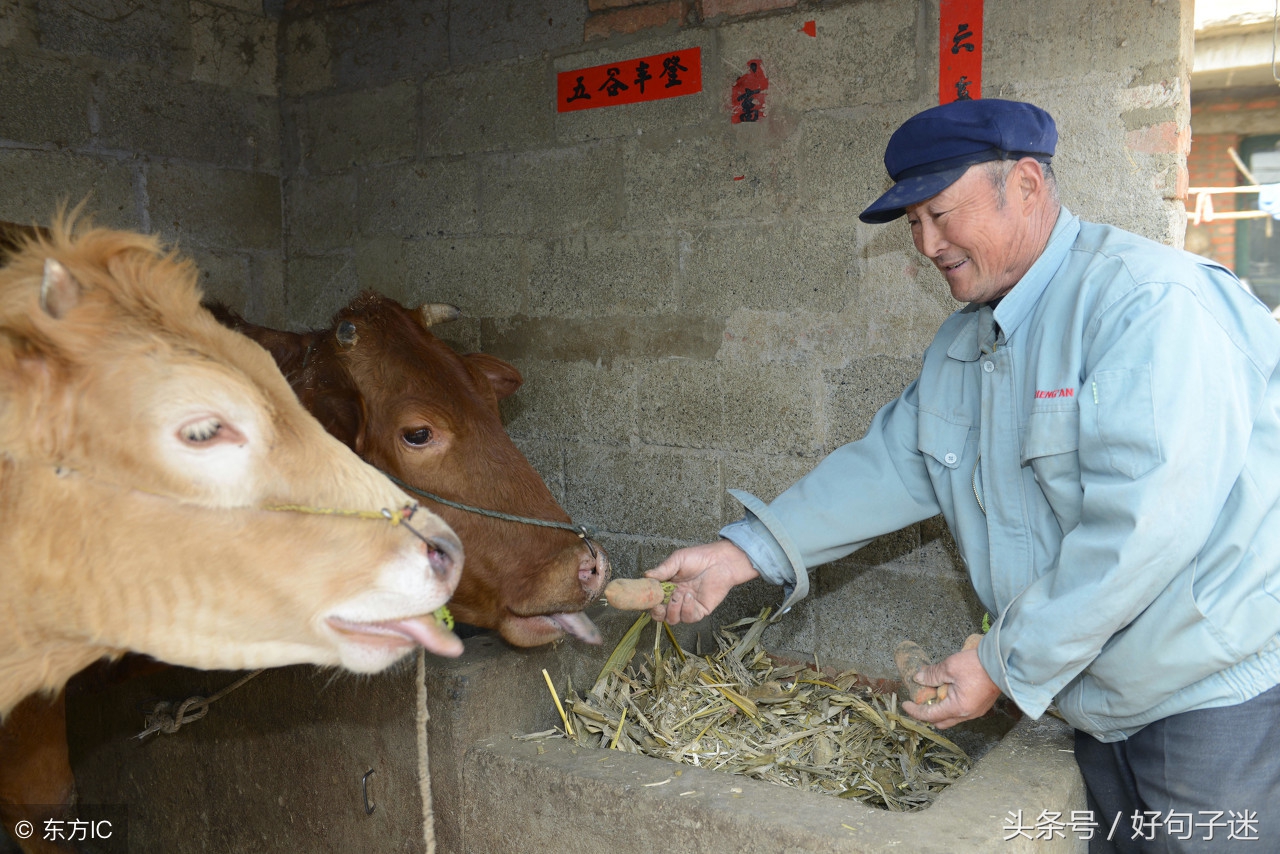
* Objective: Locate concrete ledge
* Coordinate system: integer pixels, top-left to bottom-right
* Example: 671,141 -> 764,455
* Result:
461,715 -> 1086,854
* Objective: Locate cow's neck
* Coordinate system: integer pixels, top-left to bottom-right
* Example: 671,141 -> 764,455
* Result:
0,643 -> 109,718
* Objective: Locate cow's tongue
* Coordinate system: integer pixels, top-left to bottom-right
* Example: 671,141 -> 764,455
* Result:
332,615 -> 464,658
550,610 -> 602,645
383,617 -> 464,657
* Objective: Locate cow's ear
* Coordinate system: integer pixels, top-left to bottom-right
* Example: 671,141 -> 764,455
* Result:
206,304 -> 310,377
465,352 -> 523,400
310,390 -> 368,454
40,259 -> 81,319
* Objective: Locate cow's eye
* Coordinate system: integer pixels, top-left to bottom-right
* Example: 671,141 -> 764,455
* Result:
402,427 -> 432,447
180,416 -> 222,444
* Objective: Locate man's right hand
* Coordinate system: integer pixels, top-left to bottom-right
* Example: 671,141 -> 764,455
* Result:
644,539 -> 760,625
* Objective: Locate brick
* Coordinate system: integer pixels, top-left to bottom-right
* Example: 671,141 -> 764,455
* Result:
584,0 -> 685,40
700,0 -> 795,19
1125,120 -> 1186,155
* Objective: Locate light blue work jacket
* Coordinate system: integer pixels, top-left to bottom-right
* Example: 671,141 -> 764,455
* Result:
723,208 -> 1280,741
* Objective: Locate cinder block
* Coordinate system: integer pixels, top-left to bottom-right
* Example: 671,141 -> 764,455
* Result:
294,83 -> 418,173
356,159 -> 481,237
856,232 -> 958,352
479,143 -> 625,236
622,126 -> 801,230
497,358 -> 637,444
564,443 -> 722,540
450,0 -> 585,65
352,234 -> 527,317
673,220 -> 858,316
718,450 -> 815,522
37,0 -> 189,71
189,1 -> 278,97
527,231 -> 676,317
421,59 -> 554,157
0,149 -> 139,229
283,252 -> 358,328
306,0 -> 449,90
279,15 -> 332,97
147,162 -> 282,251
719,359 -> 824,455
249,250 -> 288,327
0,0 -> 39,49
823,355 -> 921,448
285,172 -> 358,252
718,2 -> 920,112
1028,81 -> 1177,242
0,53 -> 91,147
793,107 -> 924,219
482,313 -> 722,365
181,245 -> 251,311
985,0 -> 1182,86
637,357 -> 723,449
96,67 -> 278,170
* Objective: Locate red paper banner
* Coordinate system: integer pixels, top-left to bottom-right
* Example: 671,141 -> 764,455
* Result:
939,0 -> 982,104
557,47 -> 702,113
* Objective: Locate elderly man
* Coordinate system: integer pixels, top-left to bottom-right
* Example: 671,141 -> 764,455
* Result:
648,99 -> 1280,852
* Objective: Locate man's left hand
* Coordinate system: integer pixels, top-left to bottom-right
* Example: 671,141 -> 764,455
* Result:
902,646 -> 1001,729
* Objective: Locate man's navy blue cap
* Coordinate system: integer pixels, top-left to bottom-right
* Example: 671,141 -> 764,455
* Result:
859,99 -> 1057,224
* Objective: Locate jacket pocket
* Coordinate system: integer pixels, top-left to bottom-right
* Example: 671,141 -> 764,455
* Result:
917,411 -> 970,470
1020,408 -> 1080,464
1021,408 -> 1083,534
1090,365 -> 1163,479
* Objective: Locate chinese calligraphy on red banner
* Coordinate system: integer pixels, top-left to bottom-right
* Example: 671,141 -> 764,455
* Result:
939,0 -> 982,104
557,47 -> 703,113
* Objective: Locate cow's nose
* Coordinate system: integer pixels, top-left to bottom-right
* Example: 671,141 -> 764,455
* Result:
426,535 -> 462,583
577,542 -> 609,598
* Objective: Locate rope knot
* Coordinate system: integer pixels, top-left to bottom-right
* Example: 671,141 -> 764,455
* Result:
138,696 -> 209,739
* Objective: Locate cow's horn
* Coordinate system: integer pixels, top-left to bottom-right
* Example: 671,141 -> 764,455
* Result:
418,303 -> 461,327
336,320 -> 359,348
40,259 -> 81,319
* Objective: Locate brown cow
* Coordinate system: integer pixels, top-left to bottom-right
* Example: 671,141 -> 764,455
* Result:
214,292 -> 611,647
0,220 -> 463,852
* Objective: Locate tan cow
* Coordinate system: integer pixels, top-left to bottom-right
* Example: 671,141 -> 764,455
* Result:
0,217 -> 466,719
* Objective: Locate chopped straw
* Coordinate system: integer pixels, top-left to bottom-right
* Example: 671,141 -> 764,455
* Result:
540,608 -> 973,812
542,668 -> 574,737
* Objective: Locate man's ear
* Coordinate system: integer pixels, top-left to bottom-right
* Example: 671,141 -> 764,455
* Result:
1014,157 -> 1045,206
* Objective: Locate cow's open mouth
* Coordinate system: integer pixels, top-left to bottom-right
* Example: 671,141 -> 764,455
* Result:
327,615 -> 463,658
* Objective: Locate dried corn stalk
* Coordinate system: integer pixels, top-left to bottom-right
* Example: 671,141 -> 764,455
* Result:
547,608 -> 971,812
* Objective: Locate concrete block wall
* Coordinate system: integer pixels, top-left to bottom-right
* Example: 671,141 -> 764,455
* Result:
276,0 -> 1193,675
0,0 -> 285,321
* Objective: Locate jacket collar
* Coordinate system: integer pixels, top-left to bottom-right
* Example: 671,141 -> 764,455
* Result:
945,207 -> 1080,363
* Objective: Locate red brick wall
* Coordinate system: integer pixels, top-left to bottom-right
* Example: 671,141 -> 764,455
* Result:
1188,92 -> 1280,269
1187,130 -> 1241,267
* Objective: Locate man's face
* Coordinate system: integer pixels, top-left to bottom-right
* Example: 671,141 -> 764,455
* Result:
904,163 -> 1033,305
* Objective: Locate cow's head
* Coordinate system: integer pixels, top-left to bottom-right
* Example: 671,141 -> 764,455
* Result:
0,224 -> 465,712
212,293 -> 609,647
